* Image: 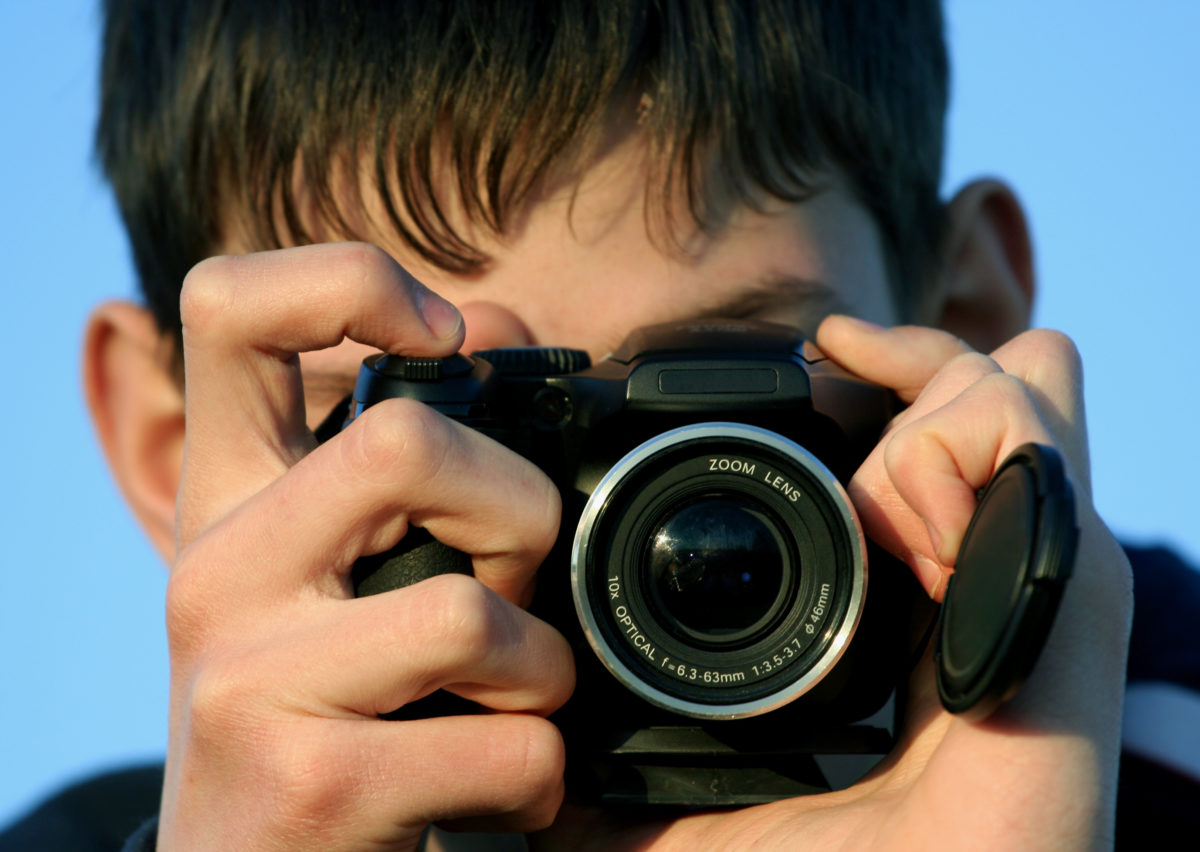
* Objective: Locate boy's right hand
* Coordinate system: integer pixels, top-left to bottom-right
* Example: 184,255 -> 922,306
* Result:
159,242 -> 575,851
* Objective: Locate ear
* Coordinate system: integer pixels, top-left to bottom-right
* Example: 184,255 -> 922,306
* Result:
930,179 -> 1036,352
83,301 -> 184,562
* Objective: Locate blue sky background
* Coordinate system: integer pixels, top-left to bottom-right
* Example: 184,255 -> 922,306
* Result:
2,0 -> 1198,829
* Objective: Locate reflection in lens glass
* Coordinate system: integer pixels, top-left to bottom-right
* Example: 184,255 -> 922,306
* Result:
647,495 -> 789,641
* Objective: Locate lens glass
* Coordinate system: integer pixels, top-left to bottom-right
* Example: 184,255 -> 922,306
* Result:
646,495 -> 790,643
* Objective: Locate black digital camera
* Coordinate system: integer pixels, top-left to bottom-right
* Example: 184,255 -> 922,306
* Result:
340,319 -> 931,806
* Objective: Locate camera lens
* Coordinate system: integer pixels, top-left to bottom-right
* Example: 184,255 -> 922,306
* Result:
572,422 -> 866,720
646,495 -> 792,645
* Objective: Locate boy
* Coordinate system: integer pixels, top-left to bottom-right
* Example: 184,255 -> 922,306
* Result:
20,1 -> 1147,848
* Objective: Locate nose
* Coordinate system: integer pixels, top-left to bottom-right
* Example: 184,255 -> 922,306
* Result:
458,301 -> 537,354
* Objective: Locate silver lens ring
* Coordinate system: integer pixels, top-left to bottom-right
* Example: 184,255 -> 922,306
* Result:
570,422 -> 867,720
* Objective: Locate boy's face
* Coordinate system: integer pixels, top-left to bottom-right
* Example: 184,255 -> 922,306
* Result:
89,129 -> 1031,564
222,138 -> 904,428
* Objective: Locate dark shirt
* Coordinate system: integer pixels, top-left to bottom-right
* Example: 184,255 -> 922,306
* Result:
0,766 -> 160,852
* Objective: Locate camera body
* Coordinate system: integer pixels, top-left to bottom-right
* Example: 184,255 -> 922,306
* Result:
344,319 -> 926,805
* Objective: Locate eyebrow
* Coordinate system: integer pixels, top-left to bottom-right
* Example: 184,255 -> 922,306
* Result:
686,274 -> 851,340
306,273 -> 848,403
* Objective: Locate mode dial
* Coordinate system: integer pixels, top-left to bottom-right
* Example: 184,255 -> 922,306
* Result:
472,347 -> 591,376
372,352 -> 475,381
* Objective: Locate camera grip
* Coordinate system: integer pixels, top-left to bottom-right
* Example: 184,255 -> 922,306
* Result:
351,527 -> 474,597
350,529 -> 483,722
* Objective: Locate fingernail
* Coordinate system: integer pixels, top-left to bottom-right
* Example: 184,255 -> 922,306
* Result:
418,288 -> 463,340
909,551 -> 946,600
924,520 -> 944,557
930,566 -> 954,603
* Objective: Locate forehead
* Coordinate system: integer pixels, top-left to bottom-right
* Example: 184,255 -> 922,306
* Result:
342,138 -> 898,353
228,134 -> 899,429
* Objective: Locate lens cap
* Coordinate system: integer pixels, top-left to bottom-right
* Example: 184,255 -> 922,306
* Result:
935,443 -> 1078,719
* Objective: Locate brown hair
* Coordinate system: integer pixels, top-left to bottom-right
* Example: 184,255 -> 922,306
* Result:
97,0 -> 949,342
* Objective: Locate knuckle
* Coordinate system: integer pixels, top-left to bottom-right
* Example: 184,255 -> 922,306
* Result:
184,652 -> 263,744
882,420 -> 934,480
262,735 -> 354,837
184,660 -> 341,819
203,713 -> 350,843
334,240 -> 399,292
1018,328 -> 1085,381
489,468 -> 561,564
1020,327 -> 1081,361
531,475 -> 563,554
979,371 -> 1033,407
179,255 -> 242,337
416,573 -> 507,655
539,635 -> 577,713
496,717 -> 566,822
166,629 -> 356,840
165,548 -> 218,650
343,398 -> 452,489
942,350 -> 1001,382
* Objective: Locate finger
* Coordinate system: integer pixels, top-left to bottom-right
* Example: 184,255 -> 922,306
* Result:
188,712 -> 565,848
814,315 -> 975,404
173,398 -> 560,605
835,345 -> 1003,596
852,374 -> 1056,598
177,242 -> 464,546
379,715 -> 571,835
883,350 -> 1005,435
817,317 -> 1090,492
277,574 -> 576,718
988,329 -> 1091,496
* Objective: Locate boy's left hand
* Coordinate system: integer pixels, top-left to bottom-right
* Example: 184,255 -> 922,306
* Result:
533,318 -> 1132,851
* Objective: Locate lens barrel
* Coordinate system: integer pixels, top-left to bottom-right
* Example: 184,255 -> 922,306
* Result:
646,493 -> 793,645
571,423 -> 867,720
